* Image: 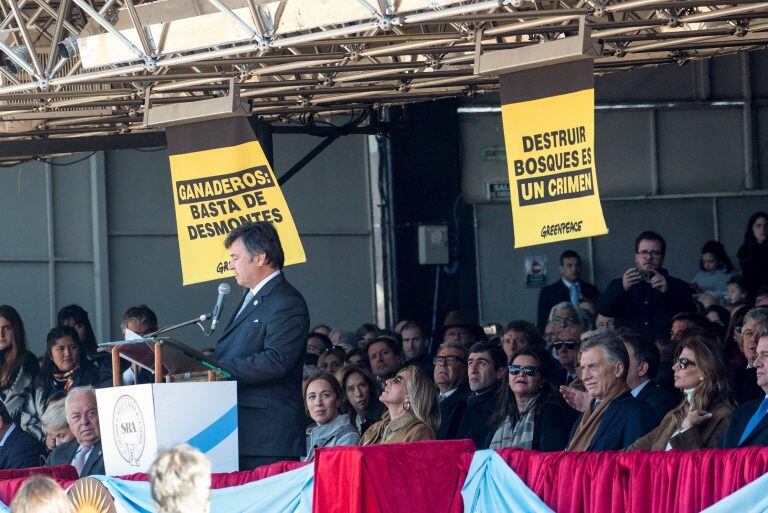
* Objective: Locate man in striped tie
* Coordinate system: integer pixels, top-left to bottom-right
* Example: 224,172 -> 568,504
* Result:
722,328 -> 768,448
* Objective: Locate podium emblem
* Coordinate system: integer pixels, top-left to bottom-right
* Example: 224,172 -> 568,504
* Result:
112,395 -> 146,466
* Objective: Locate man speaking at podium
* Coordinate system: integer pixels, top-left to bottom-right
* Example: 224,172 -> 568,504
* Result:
215,221 -> 309,469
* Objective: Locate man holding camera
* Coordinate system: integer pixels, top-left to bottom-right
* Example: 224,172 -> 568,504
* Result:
596,231 -> 694,342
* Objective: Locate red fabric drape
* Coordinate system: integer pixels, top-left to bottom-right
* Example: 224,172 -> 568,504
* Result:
498,447 -> 768,513
312,440 -> 477,513
0,465 -> 79,505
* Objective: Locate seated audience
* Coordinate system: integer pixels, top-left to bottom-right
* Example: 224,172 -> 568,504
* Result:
46,386 -> 104,477
733,307 -> 768,405
724,305 -> 750,370
726,276 -> 751,312
306,332 -> 333,356
722,329 -> 768,448
596,231 -> 695,341
318,348 -> 345,375
619,331 -> 679,422
25,327 -> 100,442
489,348 -> 578,451
453,342 -> 507,449
669,312 -> 711,342
366,336 -> 404,384
302,372 -> 359,461
554,323 -> 585,385
360,366 -> 438,445
310,324 -> 332,337
336,365 -> 384,436
704,305 -> 730,329
356,323 -> 383,344
149,445 -> 211,513
692,240 -> 735,305
434,343 -> 470,440
0,401 -> 41,470
41,396 -> 73,451
401,321 -> 433,378
433,311 -> 484,348
737,211 -> 768,296
10,475 -> 73,513
567,332 -> 656,451
756,286 -> 768,307
500,321 -> 541,363
548,302 -> 582,333
596,314 -> 615,331
343,348 -> 367,367
628,332 -> 734,450
0,306 -> 39,438
57,305 -> 100,360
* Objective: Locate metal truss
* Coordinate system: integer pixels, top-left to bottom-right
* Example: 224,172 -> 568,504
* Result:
0,0 -> 768,160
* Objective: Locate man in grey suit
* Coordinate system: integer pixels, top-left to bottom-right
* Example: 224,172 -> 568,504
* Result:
215,221 -> 309,469
46,386 -> 104,476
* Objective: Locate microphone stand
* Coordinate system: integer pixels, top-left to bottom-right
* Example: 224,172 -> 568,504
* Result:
144,312 -> 214,339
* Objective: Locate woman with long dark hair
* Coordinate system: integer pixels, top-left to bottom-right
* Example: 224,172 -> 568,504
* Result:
627,330 -> 734,450
23,326 -> 99,442
336,364 -> 385,436
737,211 -> 768,295
57,305 -> 99,358
488,347 -> 578,451
0,306 -> 38,435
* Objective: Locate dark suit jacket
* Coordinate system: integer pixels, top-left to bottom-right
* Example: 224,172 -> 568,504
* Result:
721,397 -> 768,448
532,398 -> 580,452
46,440 -> 104,477
437,381 -> 470,440
569,392 -> 657,451
537,279 -> 599,330
733,367 -> 763,406
454,386 -> 499,449
215,273 -> 309,458
0,425 -> 42,470
635,381 -> 681,423
596,269 -> 695,341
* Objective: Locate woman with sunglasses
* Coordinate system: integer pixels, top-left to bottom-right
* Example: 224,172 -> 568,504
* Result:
627,330 -> 734,451
488,348 -> 579,451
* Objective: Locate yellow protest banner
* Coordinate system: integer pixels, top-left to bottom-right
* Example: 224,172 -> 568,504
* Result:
166,117 -> 305,285
500,59 -> 608,247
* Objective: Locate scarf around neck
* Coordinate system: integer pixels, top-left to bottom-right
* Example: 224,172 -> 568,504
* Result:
566,380 -> 630,451
52,365 -> 80,391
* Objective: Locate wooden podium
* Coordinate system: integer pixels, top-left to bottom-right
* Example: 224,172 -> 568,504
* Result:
99,337 -> 231,386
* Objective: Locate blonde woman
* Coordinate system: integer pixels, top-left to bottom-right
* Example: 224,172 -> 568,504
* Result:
360,365 -> 439,445
10,476 -> 73,513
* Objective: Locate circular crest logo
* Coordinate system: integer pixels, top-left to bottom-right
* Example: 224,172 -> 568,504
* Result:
112,395 -> 145,467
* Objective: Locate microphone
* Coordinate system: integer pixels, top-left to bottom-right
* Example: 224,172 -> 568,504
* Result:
210,283 -> 231,332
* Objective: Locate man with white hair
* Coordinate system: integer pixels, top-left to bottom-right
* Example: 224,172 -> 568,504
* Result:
150,445 -> 211,513
45,386 -> 104,476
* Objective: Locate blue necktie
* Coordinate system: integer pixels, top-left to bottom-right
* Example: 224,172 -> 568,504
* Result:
569,282 -> 580,305
234,290 -> 254,320
739,396 -> 768,446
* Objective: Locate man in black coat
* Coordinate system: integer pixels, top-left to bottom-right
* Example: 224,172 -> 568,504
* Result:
46,387 -> 104,476
732,309 -> 768,405
434,343 -> 470,440
596,231 -> 695,342
453,342 -> 507,449
722,331 -> 768,448
567,333 -> 656,451
401,321 -> 434,379
215,222 -> 309,469
537,250 -> 599,331
622,332 -> 679,423
0,402 -> 41,470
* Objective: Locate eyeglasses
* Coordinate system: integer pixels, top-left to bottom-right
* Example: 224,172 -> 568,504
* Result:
553,340 -> 578,351
735,326 -> 744,334
676,357 -> 697,370
553,315 -> 578,325
637,250 -> 663,258
508,365 -> 539,377
433,356 -> 466,366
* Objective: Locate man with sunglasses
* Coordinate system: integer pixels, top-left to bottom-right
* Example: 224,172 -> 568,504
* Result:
596,231 -> 695,342
722,328 -> 768,447
554,324 -> 585,385
434,343 -> 470,439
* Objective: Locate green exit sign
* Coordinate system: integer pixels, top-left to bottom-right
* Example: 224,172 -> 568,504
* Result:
481,147 -> 506,161
485,181 -> 510,201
